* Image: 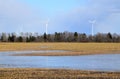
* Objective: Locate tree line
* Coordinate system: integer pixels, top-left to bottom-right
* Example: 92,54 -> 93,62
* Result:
0,32 -> 120,42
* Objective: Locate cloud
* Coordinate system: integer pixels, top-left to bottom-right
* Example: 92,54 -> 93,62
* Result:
53,0 -> 120,34
0,0 -> 120,34
91,0 -> 120,33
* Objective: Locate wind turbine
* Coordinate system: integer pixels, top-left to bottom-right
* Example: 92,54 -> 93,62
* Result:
16,24 -> 23,36
45,19 -> 49,34
89,20 -> 96,36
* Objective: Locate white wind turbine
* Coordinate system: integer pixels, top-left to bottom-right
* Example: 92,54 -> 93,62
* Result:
45,18 -> 49,34
39,18 -> 49,34
16,24 -> 23,36
89,20 -> 96,36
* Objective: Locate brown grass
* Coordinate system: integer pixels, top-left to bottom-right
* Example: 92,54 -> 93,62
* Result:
0,68 -> 120,79
0,43 -> 119,56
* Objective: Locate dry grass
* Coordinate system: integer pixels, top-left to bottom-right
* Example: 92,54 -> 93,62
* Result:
0,43 -> 120,56
0,68 -> 120,79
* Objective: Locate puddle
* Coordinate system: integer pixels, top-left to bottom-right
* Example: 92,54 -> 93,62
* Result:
0,51 -> 120,72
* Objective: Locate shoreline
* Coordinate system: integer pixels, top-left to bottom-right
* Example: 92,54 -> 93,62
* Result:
0,49 -> 120,56
0,49 -> 119,56
13,51 -> 120,56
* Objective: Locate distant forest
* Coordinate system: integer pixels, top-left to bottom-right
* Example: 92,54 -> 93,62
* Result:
0,31 -> 120,42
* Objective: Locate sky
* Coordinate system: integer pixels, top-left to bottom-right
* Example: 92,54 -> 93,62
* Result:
0,0 -> 120,34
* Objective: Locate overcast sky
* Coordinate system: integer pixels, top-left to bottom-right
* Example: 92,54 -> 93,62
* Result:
0,0 -> 120,34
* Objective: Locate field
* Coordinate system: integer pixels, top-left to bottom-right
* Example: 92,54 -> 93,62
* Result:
0,43 -> 120,79
0,43 -> 120,56
0,68 -> 120,79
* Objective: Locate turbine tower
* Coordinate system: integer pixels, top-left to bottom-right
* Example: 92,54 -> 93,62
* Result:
18,24 -> 23,36
45,19 -> 49,34
89,20 -> 96,36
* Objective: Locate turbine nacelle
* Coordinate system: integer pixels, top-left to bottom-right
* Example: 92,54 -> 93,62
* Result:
89,20 -> 96,24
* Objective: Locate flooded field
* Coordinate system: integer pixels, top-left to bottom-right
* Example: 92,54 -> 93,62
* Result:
0,50 -> 120,72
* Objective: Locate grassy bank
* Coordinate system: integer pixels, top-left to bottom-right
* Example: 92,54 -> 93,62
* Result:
0,43 -> 120,56
0,68 -> 120,79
